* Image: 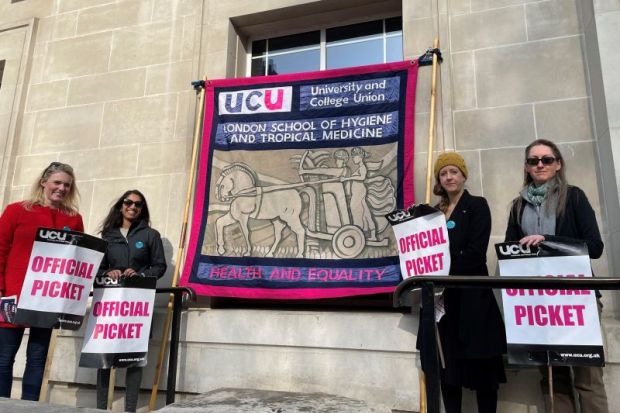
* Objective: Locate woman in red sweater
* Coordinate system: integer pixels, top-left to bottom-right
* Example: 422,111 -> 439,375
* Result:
0,162 -> 83,401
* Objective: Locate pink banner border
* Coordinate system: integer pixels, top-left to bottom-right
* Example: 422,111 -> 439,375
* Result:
180,60 -> 419,299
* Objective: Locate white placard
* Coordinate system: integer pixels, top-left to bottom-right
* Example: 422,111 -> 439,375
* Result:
390,210 -> 451,279
81,285 -> 155,355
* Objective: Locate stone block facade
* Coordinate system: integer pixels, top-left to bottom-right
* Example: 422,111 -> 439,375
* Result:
0,0 -> 619,412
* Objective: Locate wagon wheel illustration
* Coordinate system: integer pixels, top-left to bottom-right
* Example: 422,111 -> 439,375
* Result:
331,225 -> 366,259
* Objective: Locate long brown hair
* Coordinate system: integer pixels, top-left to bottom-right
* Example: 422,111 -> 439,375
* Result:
99,189 -> 151,235
433,181 -> 450,213
24,162 -> 80,215
515,139 -> 568,217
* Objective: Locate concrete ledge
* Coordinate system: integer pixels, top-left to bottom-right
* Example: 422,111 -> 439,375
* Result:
0,398 -> 102,413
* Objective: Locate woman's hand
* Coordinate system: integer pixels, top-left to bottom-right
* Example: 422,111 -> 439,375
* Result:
106,269 -> 122,280
519,235 -> 545,247
123,268 -> 138,277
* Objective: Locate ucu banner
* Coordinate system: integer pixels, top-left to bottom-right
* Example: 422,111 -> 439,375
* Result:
218,86 -> 293,115
182,61 -> 419,299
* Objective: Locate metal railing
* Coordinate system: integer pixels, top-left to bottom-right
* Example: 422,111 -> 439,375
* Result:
154,286 -> 195,404
392,276 -> 620,413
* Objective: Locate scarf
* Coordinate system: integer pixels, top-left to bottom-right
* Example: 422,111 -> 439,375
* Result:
526,182 -> 548,207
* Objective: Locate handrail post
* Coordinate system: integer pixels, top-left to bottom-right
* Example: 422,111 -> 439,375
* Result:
166,289 -> 184,405
421,281 -> 441,413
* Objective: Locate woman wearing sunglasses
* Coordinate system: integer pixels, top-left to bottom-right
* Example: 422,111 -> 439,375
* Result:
505,139 -> 608,412
0,162 -> 83,401
96,189 -> 166,412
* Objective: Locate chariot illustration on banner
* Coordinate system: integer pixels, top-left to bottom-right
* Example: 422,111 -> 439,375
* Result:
206,146 -> 398,260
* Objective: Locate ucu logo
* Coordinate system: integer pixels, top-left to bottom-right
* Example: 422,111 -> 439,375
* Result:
94,276 -> 118,286
219,87 -> 292,115
498,244 -> 532,256
39,229 -> 67,241
387,209 -> 412,222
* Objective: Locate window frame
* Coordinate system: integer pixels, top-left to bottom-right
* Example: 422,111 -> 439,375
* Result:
247,16 -> 402,77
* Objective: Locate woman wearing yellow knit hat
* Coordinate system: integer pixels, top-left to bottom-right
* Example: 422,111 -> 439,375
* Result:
419,151 -> 507,413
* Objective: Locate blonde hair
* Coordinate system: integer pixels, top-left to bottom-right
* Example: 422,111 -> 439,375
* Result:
24,162 -> 80,215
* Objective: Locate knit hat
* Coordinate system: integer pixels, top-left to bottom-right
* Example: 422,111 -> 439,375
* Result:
434,152 -> 468,179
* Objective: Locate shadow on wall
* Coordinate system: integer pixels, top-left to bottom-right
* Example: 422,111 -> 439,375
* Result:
155,237 -> 175,306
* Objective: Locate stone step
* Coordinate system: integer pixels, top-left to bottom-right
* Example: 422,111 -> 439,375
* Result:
158,388 -> 393,413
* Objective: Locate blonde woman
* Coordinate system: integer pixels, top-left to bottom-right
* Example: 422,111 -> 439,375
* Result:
418,152 -> 506,413
0,162 -> 83,400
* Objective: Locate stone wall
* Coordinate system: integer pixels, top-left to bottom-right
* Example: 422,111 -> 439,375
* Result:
1,0 -> 619,412
0,0 -> 199,260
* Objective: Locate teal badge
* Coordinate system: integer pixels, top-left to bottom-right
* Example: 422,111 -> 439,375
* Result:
447,220 -> 456,229
135,241 -> 145,249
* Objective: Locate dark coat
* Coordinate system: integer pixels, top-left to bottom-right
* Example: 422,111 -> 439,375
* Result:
97,220 -> 167,279
505,185 -> 603,259
438,190 -> 507,360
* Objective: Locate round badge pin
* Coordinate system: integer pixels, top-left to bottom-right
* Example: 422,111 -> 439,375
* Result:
447,220 -> 456,229
135,241 -> 145,249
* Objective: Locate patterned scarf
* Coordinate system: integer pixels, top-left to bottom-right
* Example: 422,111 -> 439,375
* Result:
526,182 -> 548,207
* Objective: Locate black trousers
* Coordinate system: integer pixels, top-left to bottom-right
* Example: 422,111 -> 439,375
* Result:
97,367 -> 143,413
441,381 -> 498,413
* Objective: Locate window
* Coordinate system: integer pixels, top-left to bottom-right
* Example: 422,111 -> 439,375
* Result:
250,17 -> 402,76
251,31 -> 320,77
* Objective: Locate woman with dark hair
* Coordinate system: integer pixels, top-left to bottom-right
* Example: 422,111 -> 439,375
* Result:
0,162 -> 83,401
418,152 -> 506,413
505,139 -> 608,412
96,189 -> 166,412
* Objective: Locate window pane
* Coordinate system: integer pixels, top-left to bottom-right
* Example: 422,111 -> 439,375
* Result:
385,17 -> 402,33
269,31 -> 320,53
386,34 -> 403,62
251,58 -> 266,76
250,17 -> 404,76
252,39 -> 267,56
326,38 -> 383,70
326,20 -> 383,43
267,49 -> 320,75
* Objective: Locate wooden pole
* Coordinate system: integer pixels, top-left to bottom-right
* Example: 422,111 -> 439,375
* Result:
419,373 -> 427,413
424,38 -> 440,204
148,78 -> 207,411
548,356 -> 554,413
107,368 -> 116,410
420,37 -> 441,413
38,329 -> 58,402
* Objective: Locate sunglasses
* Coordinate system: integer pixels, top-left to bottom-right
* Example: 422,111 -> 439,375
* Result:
42,162 -> 71,177
123,199 -> 144,208
525,156 -> 557,166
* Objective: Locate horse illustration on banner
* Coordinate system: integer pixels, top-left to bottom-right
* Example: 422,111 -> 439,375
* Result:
215,163 -> 305,258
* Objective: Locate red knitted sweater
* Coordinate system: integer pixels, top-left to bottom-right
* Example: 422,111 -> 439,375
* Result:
0,202 -> 83,328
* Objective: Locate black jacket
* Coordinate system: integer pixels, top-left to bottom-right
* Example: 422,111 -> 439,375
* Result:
440,190 -> 507,359
418,191 -> 507,361
505,185 -> 603,259
98,220 -> 167,278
